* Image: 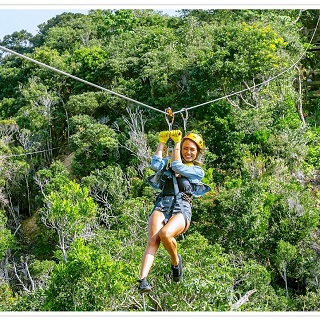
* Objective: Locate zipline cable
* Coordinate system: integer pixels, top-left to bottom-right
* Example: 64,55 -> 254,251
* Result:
1,10 -> 319,120
0,45 -> 166,115
0,146 -> 63,159
0,14 -> 319,161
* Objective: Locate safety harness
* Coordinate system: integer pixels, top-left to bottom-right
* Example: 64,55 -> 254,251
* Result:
172,171 -> 190,227
146,107 -> 210,229
159,168 -> 190,228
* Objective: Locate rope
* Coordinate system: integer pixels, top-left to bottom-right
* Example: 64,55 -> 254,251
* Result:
1,14 -> 319,161
0,146 -> 62,159
172,14 -> 320,115
0,45 -> 166,115
1,12 -> 319,119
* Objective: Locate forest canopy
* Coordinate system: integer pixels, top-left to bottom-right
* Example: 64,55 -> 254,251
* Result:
1,9 -> 320,312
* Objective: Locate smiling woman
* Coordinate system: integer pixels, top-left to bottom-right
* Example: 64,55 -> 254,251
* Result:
139,129 -> 211,294
0,9 -> 89,40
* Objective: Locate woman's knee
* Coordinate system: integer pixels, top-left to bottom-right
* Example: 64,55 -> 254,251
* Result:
147,234 -> 161,248
158,228 -> 168,242
159,227 -> 175,244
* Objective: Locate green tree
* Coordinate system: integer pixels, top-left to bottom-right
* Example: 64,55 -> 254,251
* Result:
69,116 -> 119,177
0,283 -> 17,311
0,210 -> 15,259
65,92 -> 99,116
0,9 -> 319,311
40,180 -> 97,262
273,240 -> 298,299
0,30 -> 34,53
81,165 -> 129,225
32,12 -> 87,48
44,239 -> 134,311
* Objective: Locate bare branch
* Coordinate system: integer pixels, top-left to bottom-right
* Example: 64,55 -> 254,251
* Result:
231,289 -> 257,310
146,294 -> 163,311
24,259 -> 35,291
12,261 -> 30,293
122,107 -> 151,175
226,95 -> 241,109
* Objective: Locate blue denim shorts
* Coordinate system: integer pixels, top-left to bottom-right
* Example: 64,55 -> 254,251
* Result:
150,193 -> 192,226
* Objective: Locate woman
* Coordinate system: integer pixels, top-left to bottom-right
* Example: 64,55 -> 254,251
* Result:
138,130 -> 210,293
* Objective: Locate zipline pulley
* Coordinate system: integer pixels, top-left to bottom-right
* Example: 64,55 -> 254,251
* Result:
165,107 -> 174,131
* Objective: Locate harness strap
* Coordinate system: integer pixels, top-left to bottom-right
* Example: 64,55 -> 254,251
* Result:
172,173 -> 188,230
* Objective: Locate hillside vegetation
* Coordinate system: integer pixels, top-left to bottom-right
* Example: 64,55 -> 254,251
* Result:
1,9 -> 320,311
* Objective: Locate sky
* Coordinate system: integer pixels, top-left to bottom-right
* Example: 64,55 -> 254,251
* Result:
0,9 -> 88,40
0,8 -> 178,40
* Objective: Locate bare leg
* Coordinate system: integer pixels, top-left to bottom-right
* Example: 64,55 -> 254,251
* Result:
159,213 -> 190,266
139,210 -> 165,280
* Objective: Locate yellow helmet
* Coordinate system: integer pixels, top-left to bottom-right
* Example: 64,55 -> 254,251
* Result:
183,132 -> 204,150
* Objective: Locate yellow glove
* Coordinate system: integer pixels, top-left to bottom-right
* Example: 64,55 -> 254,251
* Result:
170,130 -> 182,143
159,131 -> 170,144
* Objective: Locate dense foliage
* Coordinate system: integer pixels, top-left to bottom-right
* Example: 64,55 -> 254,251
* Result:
1,9 -> 320,311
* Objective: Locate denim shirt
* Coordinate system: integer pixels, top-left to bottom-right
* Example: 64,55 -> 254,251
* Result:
148,155 -> 211,197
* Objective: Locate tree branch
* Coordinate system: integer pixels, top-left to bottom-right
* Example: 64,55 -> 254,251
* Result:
231,289 -> 257,310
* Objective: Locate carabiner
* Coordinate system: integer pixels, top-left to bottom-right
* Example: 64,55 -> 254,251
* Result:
180,108 -> 188,135
164,107 -> 174,158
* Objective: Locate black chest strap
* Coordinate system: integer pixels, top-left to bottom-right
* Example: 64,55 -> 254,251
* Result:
172,173 -> 188,231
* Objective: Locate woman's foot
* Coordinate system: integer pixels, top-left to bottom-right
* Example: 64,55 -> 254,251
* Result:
172,254 -> 183,282
137,278 -> 151,293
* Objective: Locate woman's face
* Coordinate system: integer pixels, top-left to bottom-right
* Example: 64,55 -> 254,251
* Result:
181,139 -> 198,163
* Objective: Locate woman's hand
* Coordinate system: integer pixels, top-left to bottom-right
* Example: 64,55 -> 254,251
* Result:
159,131 -> 170,144
170,130 -> 182,144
